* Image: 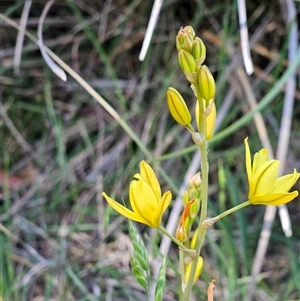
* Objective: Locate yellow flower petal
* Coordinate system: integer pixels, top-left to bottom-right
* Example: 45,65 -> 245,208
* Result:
130,180 -> 157,220
252,148 -> 268,174
139,160 -> 161,201
244,138 -> 252,180
161,191 -> 172,212
102,192 -> 151,226
152,191 -> 172,226
251,160 -> 279,197
251,191 -> 298,206
272,169 -> 300,193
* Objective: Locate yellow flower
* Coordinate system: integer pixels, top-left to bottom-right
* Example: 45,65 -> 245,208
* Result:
102,160 -> 172,227
245,138 -> 300,205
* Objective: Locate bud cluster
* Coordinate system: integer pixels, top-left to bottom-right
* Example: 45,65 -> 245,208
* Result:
182,172 -> 202,219
176,173 -> 202,244
167,26 -> 217,142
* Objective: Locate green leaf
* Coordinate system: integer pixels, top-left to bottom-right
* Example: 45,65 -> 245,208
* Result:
128,220 -> 149,271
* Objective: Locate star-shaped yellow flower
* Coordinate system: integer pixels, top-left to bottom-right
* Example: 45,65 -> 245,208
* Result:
245,138 -> 299,205
102,161 -> 172,228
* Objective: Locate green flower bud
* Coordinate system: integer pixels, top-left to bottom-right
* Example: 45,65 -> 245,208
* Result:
187,173 -> 202,218
188,187 -> 199,200
189,198 -> 200,218
167,87 -> 192,126
198,65 -> 215,103
192,37 -> 206,66
182,190 -> 190,206
178,50 -> 198,83
184,26 -> 195,39
176,28 -> 194,52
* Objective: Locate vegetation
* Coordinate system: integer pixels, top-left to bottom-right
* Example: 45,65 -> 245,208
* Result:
1,1 -> 299,300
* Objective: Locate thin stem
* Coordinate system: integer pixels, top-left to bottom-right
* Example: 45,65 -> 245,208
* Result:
181,86 -> 209,301
179,250 -> 186,293
202,200 -> 251,228
158,226 -> 196,257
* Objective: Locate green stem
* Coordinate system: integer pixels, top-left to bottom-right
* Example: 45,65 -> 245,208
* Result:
181,87 -> 209,301
202,200 -> 251,228
179,250 -> 186,293
158,226 -> 196,257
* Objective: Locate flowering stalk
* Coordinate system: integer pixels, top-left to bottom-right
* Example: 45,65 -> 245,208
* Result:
168,26 -> 216,300
181,103 -> 209,301
102,25 -> 300,301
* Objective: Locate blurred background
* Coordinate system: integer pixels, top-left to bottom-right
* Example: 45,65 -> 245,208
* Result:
1,0 -> 300,300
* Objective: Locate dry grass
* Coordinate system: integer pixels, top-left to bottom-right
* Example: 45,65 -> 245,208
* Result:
1,0 -> 299,300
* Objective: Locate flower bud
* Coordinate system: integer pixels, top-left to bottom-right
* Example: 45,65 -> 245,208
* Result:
188,187 -> 199,200
195,100 -> 204,132
176,27 -> 194,52
182,190 -> 190,206
195,100 -> 216,140
176,223 -> 188,242
183,26 -> 195,39
206,102 -> 216,140
167,87 -> 192,126
198,65 -> 215,103
191,228 -> 198,249
176,199 -> 195,242
188,172 -> 202,189
185,256 -> 203,285
189,199 -> 200,218
192,37 -> 206,66
187,173 -> 202,218
178,50 -> 198,83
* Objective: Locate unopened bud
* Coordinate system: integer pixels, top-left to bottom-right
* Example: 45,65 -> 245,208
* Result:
177,199 -> 195,242
185,257 -> 203,285
195,100 -> 216,140
188,187 -> 199,199
192,37 -> 206,66
182,190 -> 190,206
198,65 -> 215,103
191,228 -> 198,249
167,87 -> 192,126
178,50 -> 198,83
188,172 -> 202,189
183,26 -> 195,39
189,198 -> 200,218
176,27 -> 194,52
206,102 -> 216,140
176,224 -> 188,242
